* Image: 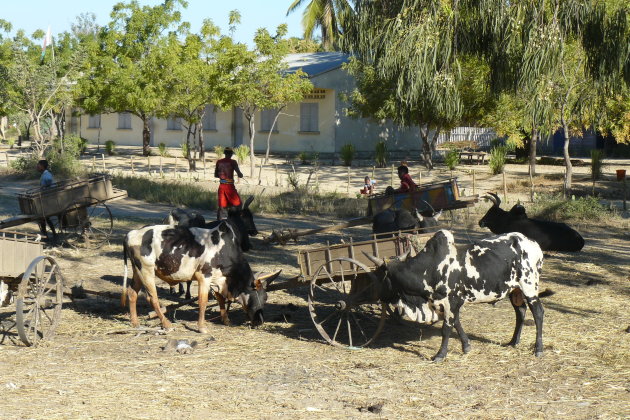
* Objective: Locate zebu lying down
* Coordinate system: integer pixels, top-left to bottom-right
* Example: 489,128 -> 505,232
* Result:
365,230 -> 545,361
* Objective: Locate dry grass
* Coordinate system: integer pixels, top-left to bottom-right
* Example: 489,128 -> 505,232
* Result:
0,170 -> 629,419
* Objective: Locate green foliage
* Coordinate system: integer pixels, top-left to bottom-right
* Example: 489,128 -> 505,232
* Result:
590,149 -> 605,180
9,154 -> 39,177
339,143 -> 355,166
374,141 -> 388,168
444,148 -> 460,171
6,138 -> 15,149
297,151 -> 313,165
213,145 -> 224,159
112,175 -> 215,209
234,144 -> 249,164
180,142 -> 189,159
105,140 -> 116,156
158,142 -> 169,157
45,147 -> 86,179
286,0 -> 353,50
529,195 -> 609,222
489,146 -> 508,175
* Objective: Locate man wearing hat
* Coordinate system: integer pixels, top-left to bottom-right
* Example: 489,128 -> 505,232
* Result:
214,147 -> 244,220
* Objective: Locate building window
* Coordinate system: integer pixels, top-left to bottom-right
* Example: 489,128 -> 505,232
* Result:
300,103 -> 319,133
88,114 -> 101,129
118,112 -> 132,129
203,105 -> 216,131
260,108 -> 280,132
166,116 -> 182,131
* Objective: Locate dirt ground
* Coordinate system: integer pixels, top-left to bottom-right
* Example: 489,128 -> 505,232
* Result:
0,156 -> 629,419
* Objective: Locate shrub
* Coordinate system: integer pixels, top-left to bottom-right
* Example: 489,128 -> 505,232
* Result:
158,142 -> 169,157
287,166 -> 300,190
6,138 -> 15,149
590,149 -> 605,180
297,151 -> 312,165
46,147 -> 86,178
529,194 -> 608,222
234,144 -> 250,164
213,145 -> 224,159
488,145 -> 507,175
444,148 -> 460,171
340,143 -> 355,166
105,140 -> 116,156
180,142 -> 189,158
374,140 -> 388,168
10,154 -> 39,177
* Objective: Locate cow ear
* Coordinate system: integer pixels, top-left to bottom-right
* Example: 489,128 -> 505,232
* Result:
244,196 -> 254,209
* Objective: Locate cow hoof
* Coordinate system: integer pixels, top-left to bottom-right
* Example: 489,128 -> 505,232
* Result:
462,344 -> 471,354
222,319 -> 232,327
535,351 -> 543,358
432,355 -> 445,363
199,327 -> 209,334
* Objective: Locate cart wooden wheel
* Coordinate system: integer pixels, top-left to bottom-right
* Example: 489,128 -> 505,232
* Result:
60,198 -> 113,249
308,257 -> 386,348
15,256 -> 64,346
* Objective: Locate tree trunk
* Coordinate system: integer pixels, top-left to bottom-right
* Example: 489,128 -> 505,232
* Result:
419,124 -> 440,170
529,127 -> 538,177
185,123 -> 196,170
197,108 -> 205,160
265,107 -> 284,165
248,115 -> 256,178
561,120 -> 573,197
142,115 -> 151,156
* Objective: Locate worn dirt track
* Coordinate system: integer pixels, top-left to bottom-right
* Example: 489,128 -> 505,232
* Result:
0,167 -> 629,419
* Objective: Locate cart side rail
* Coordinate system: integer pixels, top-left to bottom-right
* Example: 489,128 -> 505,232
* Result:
0,230 -> 43,280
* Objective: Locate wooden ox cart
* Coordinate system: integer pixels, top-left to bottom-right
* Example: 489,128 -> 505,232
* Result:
265,177 -> 477,244
0,229 -> 65,346
0,174 -> 127,248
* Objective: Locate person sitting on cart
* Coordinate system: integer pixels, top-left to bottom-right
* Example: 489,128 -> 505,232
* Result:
36,159 -> 57,240
214,147 -> 244,220
396,165 -> 417,193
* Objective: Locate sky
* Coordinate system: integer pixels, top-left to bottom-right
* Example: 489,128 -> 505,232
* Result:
1,0 -> 306,44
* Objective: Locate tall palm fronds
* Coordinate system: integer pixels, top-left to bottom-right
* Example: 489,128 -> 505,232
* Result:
286,0 -> 354,50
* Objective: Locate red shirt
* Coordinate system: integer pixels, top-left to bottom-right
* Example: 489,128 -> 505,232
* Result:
214,158 -> 243,181
398,173 -> 417,193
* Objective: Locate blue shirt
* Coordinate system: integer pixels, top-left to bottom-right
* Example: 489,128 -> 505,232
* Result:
40,170 -> 54,188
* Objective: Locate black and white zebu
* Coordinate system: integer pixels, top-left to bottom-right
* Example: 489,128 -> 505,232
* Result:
364,229 -> 545,361
479,193 -> 584,252
122,221 -> 278,333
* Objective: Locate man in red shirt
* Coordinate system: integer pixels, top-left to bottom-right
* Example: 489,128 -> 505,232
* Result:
215,147 -> 244,220
396,165 -> 417,193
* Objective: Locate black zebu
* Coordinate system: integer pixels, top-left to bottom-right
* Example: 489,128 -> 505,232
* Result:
364,229 -> 545,361
372,204 -> 442,238
479,193 -> 584,252
122,222 -> 277,333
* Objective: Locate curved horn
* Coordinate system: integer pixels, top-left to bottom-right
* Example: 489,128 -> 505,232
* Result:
243,196 -> 254,209
422,200 -> 436,215
399,249 -> 411,262
485,192 -> 501,207
254,269 -> 282,289
362,251 -> 385,267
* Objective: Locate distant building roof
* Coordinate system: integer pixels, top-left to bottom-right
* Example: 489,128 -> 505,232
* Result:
284,52 -> 350,78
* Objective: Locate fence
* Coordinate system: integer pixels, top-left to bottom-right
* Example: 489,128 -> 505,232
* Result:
436,127 -> 497,149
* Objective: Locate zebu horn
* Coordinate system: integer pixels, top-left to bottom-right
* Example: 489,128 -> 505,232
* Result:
254,269 -> 282,289
244,196 -> 255,209
485,192 -> 501,207
362,251 -> 385,267
399,249 -> 411,262
422,200 -> 436,215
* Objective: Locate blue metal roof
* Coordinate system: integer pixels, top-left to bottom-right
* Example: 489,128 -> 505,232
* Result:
284,52 -> 350,78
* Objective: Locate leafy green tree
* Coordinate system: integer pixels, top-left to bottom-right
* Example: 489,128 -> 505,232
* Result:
223,23 -> 311,177
79,0 -> 188,156
286,0 -> 354,50
2,27 -> 83,156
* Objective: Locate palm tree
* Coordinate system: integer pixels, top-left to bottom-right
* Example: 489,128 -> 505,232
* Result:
286,0 -> 353,50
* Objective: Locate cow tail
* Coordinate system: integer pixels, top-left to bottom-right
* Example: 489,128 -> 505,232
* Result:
121,239 -> 129,307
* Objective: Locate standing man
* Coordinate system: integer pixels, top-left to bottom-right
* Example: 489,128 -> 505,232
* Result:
214,147 -> 244,220
36,159 -> 57,239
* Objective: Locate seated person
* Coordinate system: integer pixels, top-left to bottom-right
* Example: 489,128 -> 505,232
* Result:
360,176 -> 376,195
396,165 -> 417,193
